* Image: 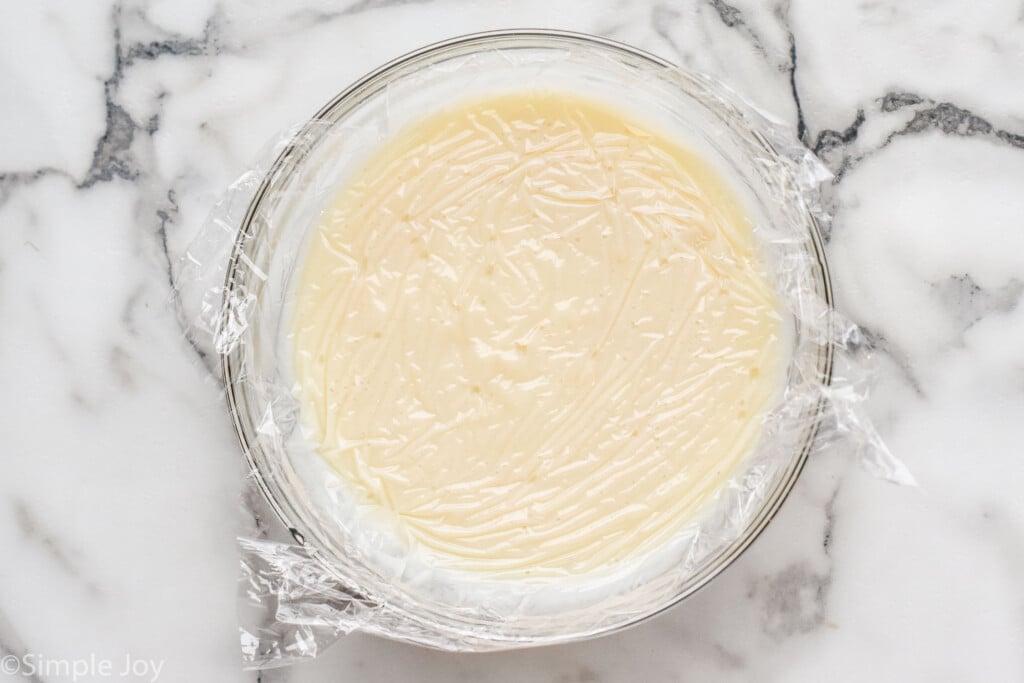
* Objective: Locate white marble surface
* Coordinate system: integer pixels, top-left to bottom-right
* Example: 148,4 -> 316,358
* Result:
2,1 -> 1023,681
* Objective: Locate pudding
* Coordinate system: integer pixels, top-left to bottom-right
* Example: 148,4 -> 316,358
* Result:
291,91 -> 784,577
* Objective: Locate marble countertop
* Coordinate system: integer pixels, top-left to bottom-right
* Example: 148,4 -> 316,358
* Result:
2,1 -> 1023,681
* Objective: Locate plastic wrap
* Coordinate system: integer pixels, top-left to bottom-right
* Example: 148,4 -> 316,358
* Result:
174,31 -> 912,669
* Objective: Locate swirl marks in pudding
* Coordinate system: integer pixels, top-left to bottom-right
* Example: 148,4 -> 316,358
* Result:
292,92 -> 783,577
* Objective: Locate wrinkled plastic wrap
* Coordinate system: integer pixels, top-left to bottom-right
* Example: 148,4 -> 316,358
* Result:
174,32 -> 912,669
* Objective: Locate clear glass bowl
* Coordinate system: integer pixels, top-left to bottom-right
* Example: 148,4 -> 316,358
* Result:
221,30 -> 833,650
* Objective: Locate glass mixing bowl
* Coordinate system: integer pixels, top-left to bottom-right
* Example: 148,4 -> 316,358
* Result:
221,30 -> 833,650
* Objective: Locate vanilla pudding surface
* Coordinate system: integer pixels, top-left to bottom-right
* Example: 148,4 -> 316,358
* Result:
291,91 -> 784,577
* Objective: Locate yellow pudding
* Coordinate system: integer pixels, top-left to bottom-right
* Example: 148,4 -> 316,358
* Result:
291,91 -> 783,577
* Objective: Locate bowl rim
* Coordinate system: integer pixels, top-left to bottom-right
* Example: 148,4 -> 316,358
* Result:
221,28 -> 835,649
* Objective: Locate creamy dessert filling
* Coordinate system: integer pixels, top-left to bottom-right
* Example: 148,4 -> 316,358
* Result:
292,92 -> 783,577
